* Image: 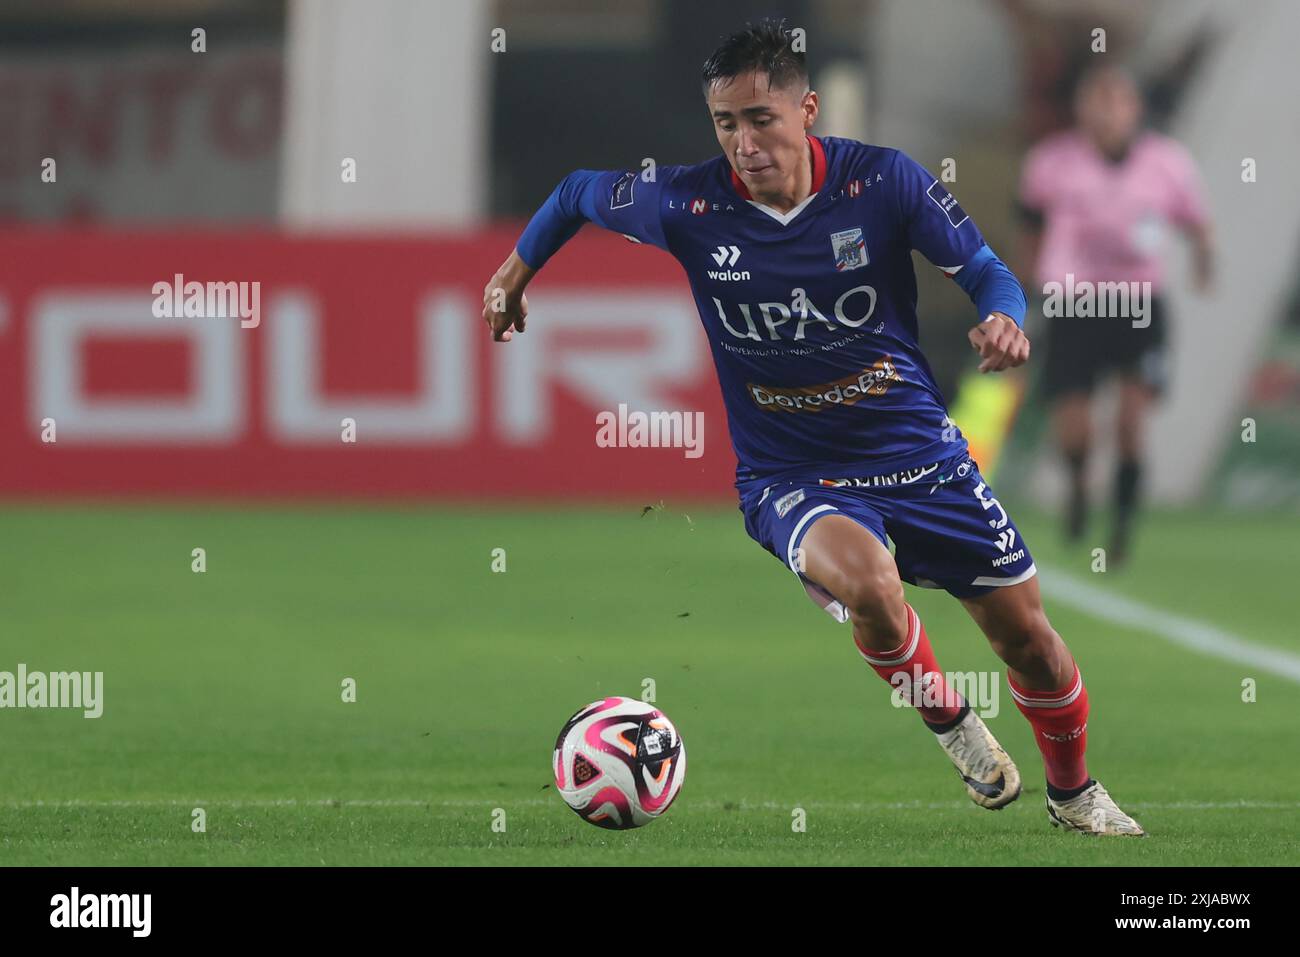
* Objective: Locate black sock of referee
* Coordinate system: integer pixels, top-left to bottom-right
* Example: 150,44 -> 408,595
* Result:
1112,458 -> 1142,555
1065,450 -> 1087,542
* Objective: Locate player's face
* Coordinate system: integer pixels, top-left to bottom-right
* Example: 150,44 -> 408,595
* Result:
1076,70 -> 1142,156
706,71 -> 816,198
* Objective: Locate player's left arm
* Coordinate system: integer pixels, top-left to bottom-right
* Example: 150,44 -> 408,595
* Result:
891,150 -> 1029,373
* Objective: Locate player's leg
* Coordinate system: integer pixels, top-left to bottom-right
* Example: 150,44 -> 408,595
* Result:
1109,296 -> 1167,565
1105,294 -> 1168,565
799,514 -> 908,651
1042,314 -> 1098,544
800,511 -> 1021,809
800,514 -> 965,728
1110,375 -> 1154,565
953,574 -> 1073,688
1053,392 -> 1092,543
959,576 -> 1145,835
884,455 -> 1143,830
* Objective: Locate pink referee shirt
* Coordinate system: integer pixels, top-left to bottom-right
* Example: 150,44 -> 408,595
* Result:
1020,130 -> 1209,292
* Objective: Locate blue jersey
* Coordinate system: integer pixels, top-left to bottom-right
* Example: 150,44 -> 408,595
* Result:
516,135 -> 1025,493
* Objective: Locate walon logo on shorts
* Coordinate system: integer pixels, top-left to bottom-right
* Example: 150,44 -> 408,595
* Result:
747,357 -> 904,413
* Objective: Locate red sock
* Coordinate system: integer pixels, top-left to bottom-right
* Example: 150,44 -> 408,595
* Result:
855,603 -> 966,728
1008,662 -> 1090,790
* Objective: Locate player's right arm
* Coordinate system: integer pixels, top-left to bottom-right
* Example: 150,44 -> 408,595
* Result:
482,168 -> 675,342
482,249 -> 535,342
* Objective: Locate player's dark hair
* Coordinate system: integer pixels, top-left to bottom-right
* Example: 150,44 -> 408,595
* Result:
701,18 -> 808,97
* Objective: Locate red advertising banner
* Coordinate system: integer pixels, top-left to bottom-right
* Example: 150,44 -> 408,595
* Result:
0,228 -> 735,499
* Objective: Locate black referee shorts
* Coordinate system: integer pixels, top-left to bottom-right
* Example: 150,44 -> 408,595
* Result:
1036,294 -> 1169,400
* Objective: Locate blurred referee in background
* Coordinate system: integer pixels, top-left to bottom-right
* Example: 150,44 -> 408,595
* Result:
1019,64 -> 1214,565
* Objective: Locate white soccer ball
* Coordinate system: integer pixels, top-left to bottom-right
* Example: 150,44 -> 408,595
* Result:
552,696 -> 687,829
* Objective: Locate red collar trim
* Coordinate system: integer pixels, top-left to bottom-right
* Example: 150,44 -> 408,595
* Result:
729,135 -> 826,202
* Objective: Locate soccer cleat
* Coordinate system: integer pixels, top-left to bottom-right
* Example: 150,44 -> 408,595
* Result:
932,708 -> 1022,809
1046,780 -> 1146,836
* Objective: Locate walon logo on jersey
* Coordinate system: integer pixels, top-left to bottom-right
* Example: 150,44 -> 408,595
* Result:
707,245 -> 749,282
748,357 -> 904,413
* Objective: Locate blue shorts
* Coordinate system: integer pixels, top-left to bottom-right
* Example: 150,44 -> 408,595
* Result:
739,453 -> 1036,621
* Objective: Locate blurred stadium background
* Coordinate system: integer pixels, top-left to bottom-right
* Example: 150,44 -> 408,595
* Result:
4,0 -> 1299,503
2,0 -> 1298,865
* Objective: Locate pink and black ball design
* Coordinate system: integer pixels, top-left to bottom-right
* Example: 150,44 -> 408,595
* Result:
552,696 -> 687,829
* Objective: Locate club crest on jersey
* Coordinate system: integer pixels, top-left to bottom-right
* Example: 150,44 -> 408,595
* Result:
830,227 -> 869,271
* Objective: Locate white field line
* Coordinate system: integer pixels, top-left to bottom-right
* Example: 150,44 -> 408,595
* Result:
4,798 -> 1298,811
1037,563 -> 1300,684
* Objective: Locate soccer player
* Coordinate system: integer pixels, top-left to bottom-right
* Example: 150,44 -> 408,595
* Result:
484,21 -> 1144,835
1020,65 -> 1213,564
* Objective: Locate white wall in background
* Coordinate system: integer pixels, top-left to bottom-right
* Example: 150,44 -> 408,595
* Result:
280,0 -> 489,228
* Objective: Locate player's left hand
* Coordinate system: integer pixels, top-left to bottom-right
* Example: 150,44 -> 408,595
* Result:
968,313 -> 1030,373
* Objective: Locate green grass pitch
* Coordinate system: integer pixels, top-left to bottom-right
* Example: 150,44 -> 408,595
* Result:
1,503 -> 1297,866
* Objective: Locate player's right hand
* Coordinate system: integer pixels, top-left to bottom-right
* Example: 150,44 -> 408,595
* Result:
482,250 -> 535,342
